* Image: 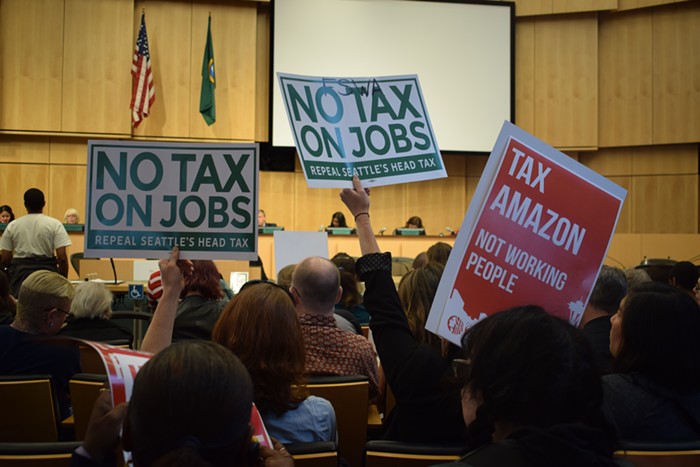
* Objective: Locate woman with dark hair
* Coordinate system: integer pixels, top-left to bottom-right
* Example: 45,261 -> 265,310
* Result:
404,216 -> 423,229
340,177 -> 466,444
172,260 -> 226,340
427,242 -> 452,266
603,282 -> 700,441
74,340 -> 293,467
0,205 -> 14,224
212,282 -> 336,444
397,262 -> 448,354
328,211 -> 348,228
438,307 -> 617,466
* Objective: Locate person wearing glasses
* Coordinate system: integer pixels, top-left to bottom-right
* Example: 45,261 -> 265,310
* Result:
0,269 -> 80,422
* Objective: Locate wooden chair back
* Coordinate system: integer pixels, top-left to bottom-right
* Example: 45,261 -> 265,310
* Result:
0,375 -> 59,442
69,373 -> 108,441
0,441 -> 81,467
307,375 -> 369,467
364,440 -> 462,467
614,441 -> 700,467
287,441 -> 338,467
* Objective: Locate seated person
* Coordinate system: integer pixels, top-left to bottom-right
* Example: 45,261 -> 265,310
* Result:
64,208 -> 80,224
405,216 -> 423,229
331,253 -> 369,325
58,281 -> 133,346
258,209 -> 277,228
212,281 -> 337,444
0,204 -> 15,224
74,340 -> 292,466
603,282 -> 700,442
173,260 -> 227,341
328,211 -> 348,228
436,307 -> 618,467
0,270 -> 80,421
668,260 -> 699,300
426,241 -> 452,266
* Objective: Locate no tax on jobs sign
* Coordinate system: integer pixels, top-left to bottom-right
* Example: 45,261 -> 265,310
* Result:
278,73 -> 447,188
84,141 -> 259,260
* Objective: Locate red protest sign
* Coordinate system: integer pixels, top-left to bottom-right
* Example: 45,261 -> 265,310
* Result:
427,122 -> 626,344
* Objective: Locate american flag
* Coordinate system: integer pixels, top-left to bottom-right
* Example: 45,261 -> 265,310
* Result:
130,12 -> 155,128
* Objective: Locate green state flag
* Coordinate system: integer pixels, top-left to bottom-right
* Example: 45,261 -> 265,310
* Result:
200,16 -> 216,125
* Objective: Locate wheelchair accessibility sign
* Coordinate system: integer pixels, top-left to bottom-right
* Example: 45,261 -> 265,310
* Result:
128,284 -> 144,300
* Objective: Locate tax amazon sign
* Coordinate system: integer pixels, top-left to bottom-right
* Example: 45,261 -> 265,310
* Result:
278,73 -> 446,188
426,122 -> 626,345
84,141 -> 258,260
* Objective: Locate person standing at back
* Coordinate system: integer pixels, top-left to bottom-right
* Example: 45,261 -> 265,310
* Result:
0,188 -> 71,297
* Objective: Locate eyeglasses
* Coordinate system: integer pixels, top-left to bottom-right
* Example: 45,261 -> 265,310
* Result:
238,279 -> 296,304
52,307 -> 74,320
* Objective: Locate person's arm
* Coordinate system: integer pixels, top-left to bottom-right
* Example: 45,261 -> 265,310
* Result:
56,246 -> 69,277
140,248 -> 192,354
339,176 -> 380,255
0,249 -> 12,270
75,390 -> 127,466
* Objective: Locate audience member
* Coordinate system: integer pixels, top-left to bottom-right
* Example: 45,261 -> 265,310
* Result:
212,281 -> 337,444
58,281 -> 133,346
412,252 -> 428,270
405,216 -> 423,229
578,266 -> 627,374
397,262 -> 453,356
0,188 -> 71,296
331,253 -> 369,325
667,260 -> 699,299
74,340 -> 293,467
0,270 -> 79,421
173,260 -> 226,341
435,307 -> 617,467
0,204 -> 15,224
426,241 -> 452,266
64,208 -> 80,224
328,211 -> 348,228
276,264 -> 296,289
340,177 -> 466,443
624,267 -> 651,291
291,256 -> 380,398
603,282 -> 700,442
145,267 -> 232,312
0,270 -> 15,325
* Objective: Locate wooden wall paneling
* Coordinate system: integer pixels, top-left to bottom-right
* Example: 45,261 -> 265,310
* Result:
652,2 -> 700,144
62,0 -> 132,134
631,174 -> 697,232
605,233 -> 643,268
404,177 -> 467,236
616,0 -> 680,11
0,164 -> 50,215
465,155 -> 488,178
534,14 -> 599,149
369,183 -> 406,236
578,147 -> 633,176
442,154 -> 467,178
255,2 -> 270,142
514,0 -> 553,17
598,9 -> 653,147
552,0 -> 617,14
189,2 -> 258,141
258,171 -> 296,230
49,137 -> 89,165
631,144 -> 698,175
0,136 -> 50,164
293,174 -> 345,232
515,18 -> 536,133
609,175 -> 632,233
48,165 -> 87,221
0,0 -> 64,131
640,233 -> 700,261
133,0 -> 193,138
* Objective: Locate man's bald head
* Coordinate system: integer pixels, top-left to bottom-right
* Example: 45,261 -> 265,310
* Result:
291,257 -> 341,314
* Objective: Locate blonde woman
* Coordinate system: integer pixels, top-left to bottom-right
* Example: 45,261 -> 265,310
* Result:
63,208 -> 80,224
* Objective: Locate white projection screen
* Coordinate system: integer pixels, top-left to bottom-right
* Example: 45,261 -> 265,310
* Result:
271,0 -> 514,153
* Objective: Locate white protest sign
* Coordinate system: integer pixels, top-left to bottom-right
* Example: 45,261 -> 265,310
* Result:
85,141 -> 259,260
426,122 -> 627,345
277,73 -> 447,188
